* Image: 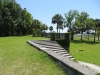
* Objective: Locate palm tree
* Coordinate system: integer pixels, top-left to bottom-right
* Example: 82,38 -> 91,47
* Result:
49,26 -> 53,32
44,24 -> 48,37
40,24 -> 47,37
45,24 -> 48,31
42,24 -> 46,32
52,14 -> 63,33
33,19 -> 40,36
52,14 -> 63,39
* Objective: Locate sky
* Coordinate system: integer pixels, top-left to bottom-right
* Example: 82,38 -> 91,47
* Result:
16,0 -> 100,33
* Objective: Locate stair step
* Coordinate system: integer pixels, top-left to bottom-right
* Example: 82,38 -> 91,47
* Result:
29,41 -> 74,61
46,47 -> 64,49
63,54 -> 70,56
52,49 -> 66,51
61,52 -> 68,53
70,58 -> 75,60
51,49 -> 65,51
33,41 -> 59,46
40,47 -> 49,50
53,51 -> 66,53
67,56 -> 73,58
58,52 -> 68,54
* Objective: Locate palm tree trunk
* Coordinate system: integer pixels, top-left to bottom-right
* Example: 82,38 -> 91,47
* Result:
57,24 -> 59,39
59,28 -> 60,39
57,24 -> 58,33
59,28 -> 60,33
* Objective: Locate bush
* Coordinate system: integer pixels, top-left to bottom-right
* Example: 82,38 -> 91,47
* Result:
50,33 -> 55,41
56,33 -> 70,52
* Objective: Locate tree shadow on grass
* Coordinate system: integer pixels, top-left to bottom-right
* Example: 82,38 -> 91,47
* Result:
71,40 -> 100,44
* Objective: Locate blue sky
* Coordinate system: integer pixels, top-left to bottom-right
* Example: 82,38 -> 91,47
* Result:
16,0 -> 100,32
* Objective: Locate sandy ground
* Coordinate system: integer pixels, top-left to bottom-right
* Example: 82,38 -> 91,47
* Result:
78,61 -> 100,73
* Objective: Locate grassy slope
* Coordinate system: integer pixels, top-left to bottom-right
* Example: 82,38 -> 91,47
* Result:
0,36 -> 67,75
70,37 -> 100,66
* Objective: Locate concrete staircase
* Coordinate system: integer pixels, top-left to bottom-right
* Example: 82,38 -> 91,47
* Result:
27,40 -> 99,75
31,40 -> 75,61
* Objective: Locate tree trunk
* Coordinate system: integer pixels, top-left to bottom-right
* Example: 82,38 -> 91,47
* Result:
71,31 -> 74,40
94,28 -> 96,42
59,28 -> 60,33
59,28 -> 60,39
98,33 -> 99,40
19,31 -> 22,37
88,33 -> 89,40
81,31 -> 82,40
37,31 -> 39,37
57,24 -> 59,39
41,30 -> 42,37
94,33 -> 96,42
35,29 -> 36,36
57,24 -> 58,33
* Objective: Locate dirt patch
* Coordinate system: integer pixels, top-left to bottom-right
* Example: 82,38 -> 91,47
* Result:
76,50 -> 84,52
0,50 -> 5,52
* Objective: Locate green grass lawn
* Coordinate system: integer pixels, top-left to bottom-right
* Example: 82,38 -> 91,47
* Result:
70,36 -> 100,66
0,36 -> 67,75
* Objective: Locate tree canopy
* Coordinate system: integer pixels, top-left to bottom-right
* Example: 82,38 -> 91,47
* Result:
51,10 -> 100,41
0,0 -> 100,40
0,0 -> 48,36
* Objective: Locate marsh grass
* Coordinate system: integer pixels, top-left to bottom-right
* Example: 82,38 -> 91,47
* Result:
0,36 -> 67,75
